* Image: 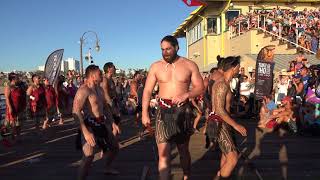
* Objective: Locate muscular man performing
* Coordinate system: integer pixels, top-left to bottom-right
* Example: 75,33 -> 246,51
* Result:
142,35 -> 204,180
129,71 -> 142,124
210,56 -> 247,179
101,62 -> 121,125
73,65 -> 120,180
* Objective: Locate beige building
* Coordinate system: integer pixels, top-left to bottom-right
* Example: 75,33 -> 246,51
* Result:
173,0 -> 320,73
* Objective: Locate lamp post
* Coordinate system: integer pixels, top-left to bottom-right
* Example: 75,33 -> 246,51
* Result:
80,31 -> 100,77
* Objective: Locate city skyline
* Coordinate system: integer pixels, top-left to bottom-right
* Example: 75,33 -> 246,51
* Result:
0,0 -> 196,72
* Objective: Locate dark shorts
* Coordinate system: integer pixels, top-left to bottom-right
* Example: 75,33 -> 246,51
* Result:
81,117 -> 119,156
155,103 -> 194,144
206,113 -> 237,154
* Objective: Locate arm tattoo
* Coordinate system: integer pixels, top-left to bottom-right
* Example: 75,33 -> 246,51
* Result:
72,94 -> 85,124
214,82 -> 228,117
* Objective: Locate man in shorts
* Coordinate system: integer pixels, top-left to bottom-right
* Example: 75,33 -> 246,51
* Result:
73,65 -> 120,180
209,56 -> 247,179
101,62 -> 121,125
142,35 -> 204,180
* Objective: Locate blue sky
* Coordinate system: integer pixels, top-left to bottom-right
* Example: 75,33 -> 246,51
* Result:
0,0 -> 197,72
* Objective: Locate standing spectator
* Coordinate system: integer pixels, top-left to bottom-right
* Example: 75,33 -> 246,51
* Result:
4,73 -> 26,141
27,74 -> 46,133
43,77 -> 57,129
240,75 -> 251,98
56,75 -> 69,125
311,34 -> 319,52
275,70 -> 290,104
300,66 -> 310,95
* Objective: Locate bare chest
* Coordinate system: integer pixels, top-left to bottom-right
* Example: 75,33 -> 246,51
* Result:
87,89 -> 104,107
156,64 -> 191,84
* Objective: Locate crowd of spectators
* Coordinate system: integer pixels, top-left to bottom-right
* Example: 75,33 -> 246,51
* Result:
229,7 -> 320,53
231,52 -> 320,135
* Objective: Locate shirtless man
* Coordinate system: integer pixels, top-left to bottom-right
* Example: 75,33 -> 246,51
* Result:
73,65 -> 120,180
205,56 -> 225,146
210,56 -> 247,179
129,71 -> 142,125
101,62 -> 121,125
142,35 -> 204,180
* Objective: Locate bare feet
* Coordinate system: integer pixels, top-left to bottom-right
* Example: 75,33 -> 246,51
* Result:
42,120 -> 49,129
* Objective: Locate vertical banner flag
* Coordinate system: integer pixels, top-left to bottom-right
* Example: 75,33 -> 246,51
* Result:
254,46 -> 275,100
44,49 -> 64,86
182,0 -> 206,6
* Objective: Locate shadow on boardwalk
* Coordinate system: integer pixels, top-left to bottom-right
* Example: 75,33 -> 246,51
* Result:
1,117 -> 320,180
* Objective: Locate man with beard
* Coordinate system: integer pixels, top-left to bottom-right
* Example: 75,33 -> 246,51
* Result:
101,62 -> 121,125
209,56 -> 247,180
142,35 -> 204,180
73,65 -> 120,180
4,73 -> 26,141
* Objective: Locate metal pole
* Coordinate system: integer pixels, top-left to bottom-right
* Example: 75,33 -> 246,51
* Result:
279,23 -> 281,37
80,37 -> 83,78
88,48 -> 92,64
79,31 -> 100,78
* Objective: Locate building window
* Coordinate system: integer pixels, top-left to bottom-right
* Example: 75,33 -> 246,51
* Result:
187,21 -> 203,45
225,10 -> 240,30
207,17 -> 221,35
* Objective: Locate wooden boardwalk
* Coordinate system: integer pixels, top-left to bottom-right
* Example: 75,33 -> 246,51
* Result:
1,116 -> 320,180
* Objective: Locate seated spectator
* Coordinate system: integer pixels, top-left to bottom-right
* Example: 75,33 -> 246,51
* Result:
258,95 -> 277,128
267,96 -> 297,132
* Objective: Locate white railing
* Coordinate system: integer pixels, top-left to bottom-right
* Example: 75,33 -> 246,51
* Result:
257,27 -> 316,54
229,14 -> 317,54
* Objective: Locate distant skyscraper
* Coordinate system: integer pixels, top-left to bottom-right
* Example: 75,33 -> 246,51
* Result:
61,60 -> 68,72
38,65 -> 45,71
65,58 -> 80,72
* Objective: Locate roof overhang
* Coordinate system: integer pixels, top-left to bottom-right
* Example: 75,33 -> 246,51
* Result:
173,6 -> 206,38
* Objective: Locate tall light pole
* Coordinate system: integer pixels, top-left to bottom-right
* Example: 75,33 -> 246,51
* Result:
80,31 -> 100,77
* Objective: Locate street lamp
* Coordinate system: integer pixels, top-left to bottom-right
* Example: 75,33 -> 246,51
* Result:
80,30 -> 100,77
